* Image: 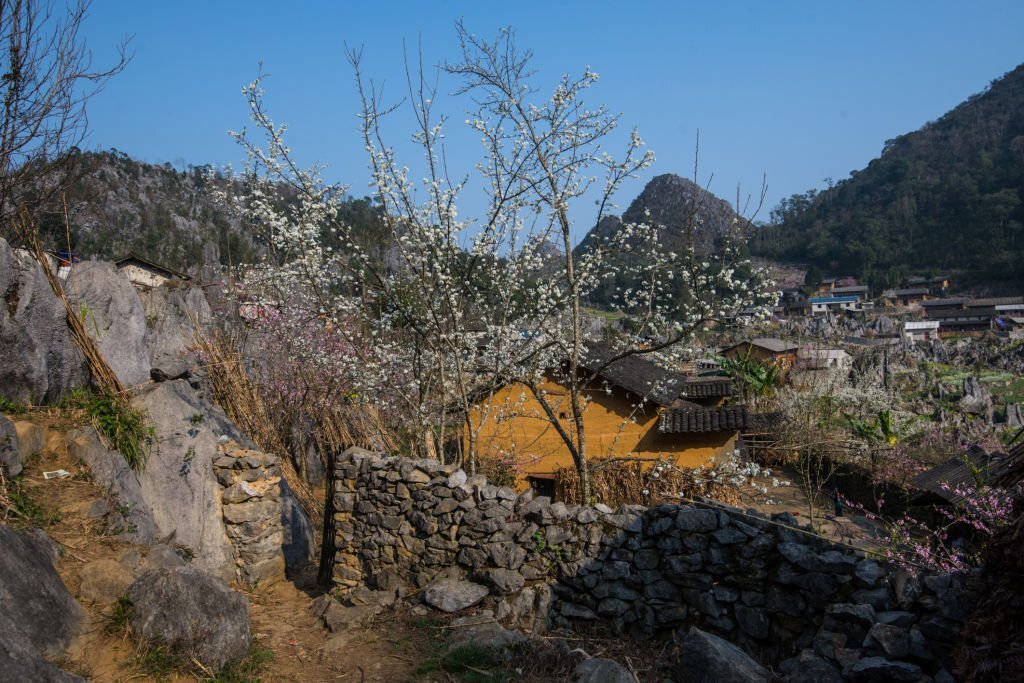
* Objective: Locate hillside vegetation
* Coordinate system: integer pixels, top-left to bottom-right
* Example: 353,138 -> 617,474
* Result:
752,63 -> 1024,289
26,150 -> 386,274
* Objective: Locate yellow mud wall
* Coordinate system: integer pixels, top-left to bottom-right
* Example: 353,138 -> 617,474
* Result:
467,378 -> 737,488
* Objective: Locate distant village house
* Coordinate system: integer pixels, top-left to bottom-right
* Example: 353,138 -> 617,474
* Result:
720,338 -> 799,369
903,320 -> 940,342
115,254 -> 190,289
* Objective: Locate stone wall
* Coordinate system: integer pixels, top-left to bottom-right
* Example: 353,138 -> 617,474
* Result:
213,439 -> 285,585
331,448 -> 968,679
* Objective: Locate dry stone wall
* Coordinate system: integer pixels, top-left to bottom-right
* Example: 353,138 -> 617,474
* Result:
213,439 -> 285,586
331,448 -> 968,680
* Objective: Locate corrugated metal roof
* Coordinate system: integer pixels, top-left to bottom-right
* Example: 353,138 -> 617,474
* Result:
810,296 -> 860,304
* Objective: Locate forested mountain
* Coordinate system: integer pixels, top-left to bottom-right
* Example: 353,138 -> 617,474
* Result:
752,63 -> 1024,290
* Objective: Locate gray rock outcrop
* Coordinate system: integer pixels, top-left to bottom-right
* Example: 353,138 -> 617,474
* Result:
66,426 -> 155,544
0,238 -> 88,403
139,285 -> 211,380
959,376 -> 992,416
127,566 -> 250,671
131,380 -> 239,581
77,558 -> 136,606
1,414 -> 21,477
575,657 -> 635,683
0,526 -> 86,681
424,578 -> 490,613
677,627 -> 770,683
1007,402 -> 1023,427
67,260 -> 150,387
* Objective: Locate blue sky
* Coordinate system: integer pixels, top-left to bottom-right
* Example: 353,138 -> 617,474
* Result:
81,1 -> 1024,242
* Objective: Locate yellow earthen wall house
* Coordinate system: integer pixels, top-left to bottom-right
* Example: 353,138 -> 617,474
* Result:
467,376 -> 737,491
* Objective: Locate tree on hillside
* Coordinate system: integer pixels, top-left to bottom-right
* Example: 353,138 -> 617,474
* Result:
0,0 -> 129,240
225,25 -> 774,501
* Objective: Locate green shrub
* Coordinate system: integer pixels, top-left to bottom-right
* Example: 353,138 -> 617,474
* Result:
6,477 -> 60,527
62,389 -> 153,471
0,396 -> 27,415
105,596 -> 134,636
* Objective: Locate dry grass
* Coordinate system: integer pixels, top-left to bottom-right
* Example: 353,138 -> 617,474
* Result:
556,458 -> 742,508
954,498 -> 1024,683
189,325 -> 325,532
18,209 -> 124,398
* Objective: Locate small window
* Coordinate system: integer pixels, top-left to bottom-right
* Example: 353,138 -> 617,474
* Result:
528,476 -> 556,499
558,411 -> 569,420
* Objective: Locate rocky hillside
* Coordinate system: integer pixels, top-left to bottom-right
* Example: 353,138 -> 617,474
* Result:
26,150 -> 387,276
30,150 -> 254,272
576,173 -> 740,256
753,63 -> 1024,289
574,174 -> 743,310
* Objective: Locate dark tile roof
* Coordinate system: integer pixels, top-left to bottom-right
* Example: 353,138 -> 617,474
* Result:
911,446 -> 1024,505
678,377 -> 735,399
920,298 -> 966,308
659,405 -> 750,434
889,288 -> 930,297
581,345 -> 687,408
967,297 -> 1023,308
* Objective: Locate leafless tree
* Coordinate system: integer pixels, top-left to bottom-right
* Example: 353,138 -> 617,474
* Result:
0,0 -> 130,238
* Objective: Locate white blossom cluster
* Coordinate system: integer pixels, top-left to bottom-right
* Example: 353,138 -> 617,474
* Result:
219,29 -> 774,485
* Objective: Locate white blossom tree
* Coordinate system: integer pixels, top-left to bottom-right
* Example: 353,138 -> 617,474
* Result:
225,25 -> 775,501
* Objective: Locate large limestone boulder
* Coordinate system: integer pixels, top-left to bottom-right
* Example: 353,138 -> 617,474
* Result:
959,376 -> 992,417
676,627 -> 770,683
67,261 -> 150,387
131,380 -> 238,581
66,426 -> 155,544
0,238 -> 89,403
575,658 -> 634,683
424,578 -> 489,613
139,285 -> 211,380
0,527 -> 86,681
127,567 -> 250,671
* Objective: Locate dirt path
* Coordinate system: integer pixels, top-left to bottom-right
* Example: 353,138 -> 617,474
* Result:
246,567 -> 422,682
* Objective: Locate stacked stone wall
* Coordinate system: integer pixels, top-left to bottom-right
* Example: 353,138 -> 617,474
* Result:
331,448 -> 967,678
214,438 -> 285,585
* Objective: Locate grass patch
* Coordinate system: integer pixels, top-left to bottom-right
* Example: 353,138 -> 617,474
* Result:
211,642 -> 274,683
61,388 -> 153,471
0,395 -> 28,415
135,641 -> 180,680
4,476 -> 60,527
442,644 -> 507,682
124,632 -> 273,682
406,616 -> 509,682
105,596 -> 134,636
